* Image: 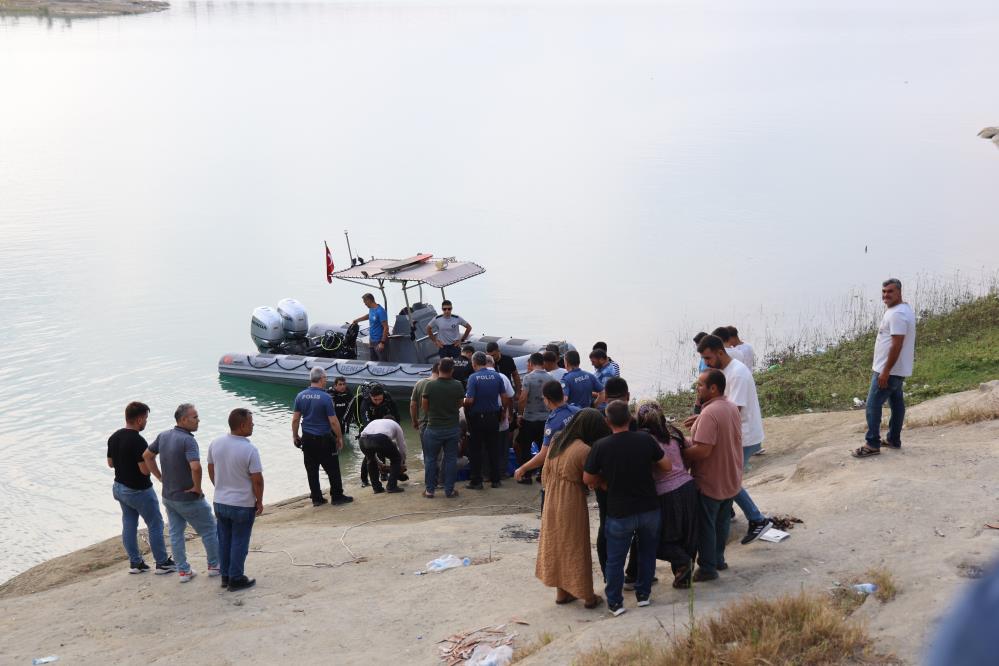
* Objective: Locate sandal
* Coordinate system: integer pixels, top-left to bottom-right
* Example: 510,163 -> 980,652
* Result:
851,446 -> 881,458
422,490 -> 435,498
555,593 -> 578,605
880,438 -> 902,450
584,595 -> 604,609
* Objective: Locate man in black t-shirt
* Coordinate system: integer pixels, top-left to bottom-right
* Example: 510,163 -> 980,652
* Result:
451,344 -> 475,387
584,401 -> 671,616
106,401 -> 174,574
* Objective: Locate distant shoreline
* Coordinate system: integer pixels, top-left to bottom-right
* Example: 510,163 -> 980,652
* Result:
0,0 -> 168,18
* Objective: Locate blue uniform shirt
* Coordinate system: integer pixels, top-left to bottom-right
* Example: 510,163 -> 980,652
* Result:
594,363 -> 619,385
368,305 -> 388,343
542,403 -> 581,447
294,387 -> 336,435
465,368 -> 504,415
561,368 -> 604,409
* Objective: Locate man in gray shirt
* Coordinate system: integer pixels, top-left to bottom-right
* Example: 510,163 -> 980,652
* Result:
208,408 -> 264,592
144,403 -> 220,583
515,353 -> 553,484
426,299 -> 472,359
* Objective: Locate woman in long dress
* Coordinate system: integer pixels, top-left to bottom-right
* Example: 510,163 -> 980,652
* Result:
535,408 -> 609,608
636,402 -> 699,589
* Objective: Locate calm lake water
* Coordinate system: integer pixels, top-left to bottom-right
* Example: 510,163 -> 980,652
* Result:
1,0 -> 998,583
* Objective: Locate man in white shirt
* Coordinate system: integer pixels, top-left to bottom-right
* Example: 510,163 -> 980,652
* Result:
690,335 -> 772,545
726,326 -> 756,370
712,326 -> 749,366
207,408 -> 264,592
358,418 -> 408,493
853,278 -> 916,459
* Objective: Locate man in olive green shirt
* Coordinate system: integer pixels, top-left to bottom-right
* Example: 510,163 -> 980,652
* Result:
420,358 -> 465,498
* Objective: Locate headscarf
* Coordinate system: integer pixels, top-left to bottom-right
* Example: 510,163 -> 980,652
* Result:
547,407 -> 611,458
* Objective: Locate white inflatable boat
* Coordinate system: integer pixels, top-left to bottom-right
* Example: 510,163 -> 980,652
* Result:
218,254 -> 575,396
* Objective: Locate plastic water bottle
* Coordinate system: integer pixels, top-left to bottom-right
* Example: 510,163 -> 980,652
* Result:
530,442 -> 540,456
425,554 -> 470,572
32,658 -> 59,665
852,583 -> 878,595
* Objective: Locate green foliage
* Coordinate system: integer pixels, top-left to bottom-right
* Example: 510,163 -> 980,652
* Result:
658,293 -> 999,419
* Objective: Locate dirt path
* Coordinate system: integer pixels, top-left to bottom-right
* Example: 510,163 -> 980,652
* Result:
2,399 -> 998,664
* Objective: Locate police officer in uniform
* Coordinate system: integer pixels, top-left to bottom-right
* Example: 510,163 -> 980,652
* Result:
426,300 -> 472,359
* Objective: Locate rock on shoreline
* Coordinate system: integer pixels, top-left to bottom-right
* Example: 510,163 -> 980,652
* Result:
0,0 -> 168,18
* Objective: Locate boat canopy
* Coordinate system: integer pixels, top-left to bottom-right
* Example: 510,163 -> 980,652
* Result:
331,258 -> 484,289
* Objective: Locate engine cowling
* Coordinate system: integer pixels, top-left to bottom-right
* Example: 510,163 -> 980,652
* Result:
251,306 -> 285,352
277,298 -> 309,340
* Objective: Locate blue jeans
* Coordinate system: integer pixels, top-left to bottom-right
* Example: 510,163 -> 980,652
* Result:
163,497 -> 219,573
112,482 -> 169,565
422,425 -> 460,494
865,373 -> 905,448
697,493 -> 734,575
214,502 -> 256,579
734,443 -> 765,523
605,508 -> 660,607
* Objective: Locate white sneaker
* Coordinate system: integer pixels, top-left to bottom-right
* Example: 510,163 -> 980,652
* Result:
207,565 -> 221,578
179,570 -> 197,583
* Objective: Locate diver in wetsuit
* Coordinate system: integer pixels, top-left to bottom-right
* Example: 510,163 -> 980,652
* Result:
343,384 -> 402,486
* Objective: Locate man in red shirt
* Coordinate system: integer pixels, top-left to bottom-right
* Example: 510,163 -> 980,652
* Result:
683,369 -> 743,582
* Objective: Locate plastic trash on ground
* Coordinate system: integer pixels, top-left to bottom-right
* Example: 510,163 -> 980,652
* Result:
466,644 -> 513,666
425,554 -> 471,573
32,658 -> 60,665
853,583 -> 878,595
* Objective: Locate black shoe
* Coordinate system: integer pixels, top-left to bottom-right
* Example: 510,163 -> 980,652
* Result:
360,481 -> 370,488
466,482 -> 484,490
372,487 -> 385,494
717,562 -> 729,571
386,486 -> 404,493
692,568 -> 719,582
517,477 -> 533,485
398,473 -> 410,482
227,576 -> 256,592
742,519 -> 773,545
331,495 -> 354,505
220,576 -> 230,588
491,481 -> 502,488
128,561 -> 150,574
636,593 -> 650,607
623,577 -> 635,591
608,603 -> 626,617
312,498 -> 328,506
155,558 -> 177,575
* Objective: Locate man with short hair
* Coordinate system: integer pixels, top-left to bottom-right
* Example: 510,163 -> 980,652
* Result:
463,351 -> 510,489
711,326 -> 748,365
292,367 -> 352,507
584,400 -> 671,616
854,278 -> 917,458
515,353 -> 553,484
426,300 -> 472,359
683,370 -> 743,582
693,332 -> 709,375
591,342 -> 621,376
726,326 -> 756,369
358,418 -> 407,494
451,344 -> 475,386
561,350 -> 605,409
694,335 -> 772,544
352,384 -> 401,487
410,362 -> 440,431
328,376 -> 351,427
106,401 -> 174,575
421,357 -> 466,498
351,292 -> 390,361
589,348 -> 619,385
513,380 -> 580,480
208,408 -> 263,592
542,349 -> 566,382
486,341 -> 522,397
144,403 -> 220,583
545,343 -> 566,369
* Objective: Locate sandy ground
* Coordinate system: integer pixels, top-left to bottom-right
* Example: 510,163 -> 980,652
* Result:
3,389 -> 999,665
0,0 -> 167,18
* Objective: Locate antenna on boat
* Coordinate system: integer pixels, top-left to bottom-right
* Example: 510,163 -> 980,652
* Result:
344,229 -> 363,267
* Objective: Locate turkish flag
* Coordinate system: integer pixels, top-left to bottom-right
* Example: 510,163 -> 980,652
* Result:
325,241 -> 334,283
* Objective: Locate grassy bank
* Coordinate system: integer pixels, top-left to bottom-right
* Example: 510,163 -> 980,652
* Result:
657,292 -> 999,419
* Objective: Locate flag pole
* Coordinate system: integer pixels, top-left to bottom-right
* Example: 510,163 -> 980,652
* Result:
344,229 -> 356,267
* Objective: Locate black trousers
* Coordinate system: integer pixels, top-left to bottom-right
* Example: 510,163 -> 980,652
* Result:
515,419 -> 545,479
467,411 -> 501,484
301,432 -> 344,501
359,434 -> 402,491
596,489 -> 638,581
359,451 -> 386,485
